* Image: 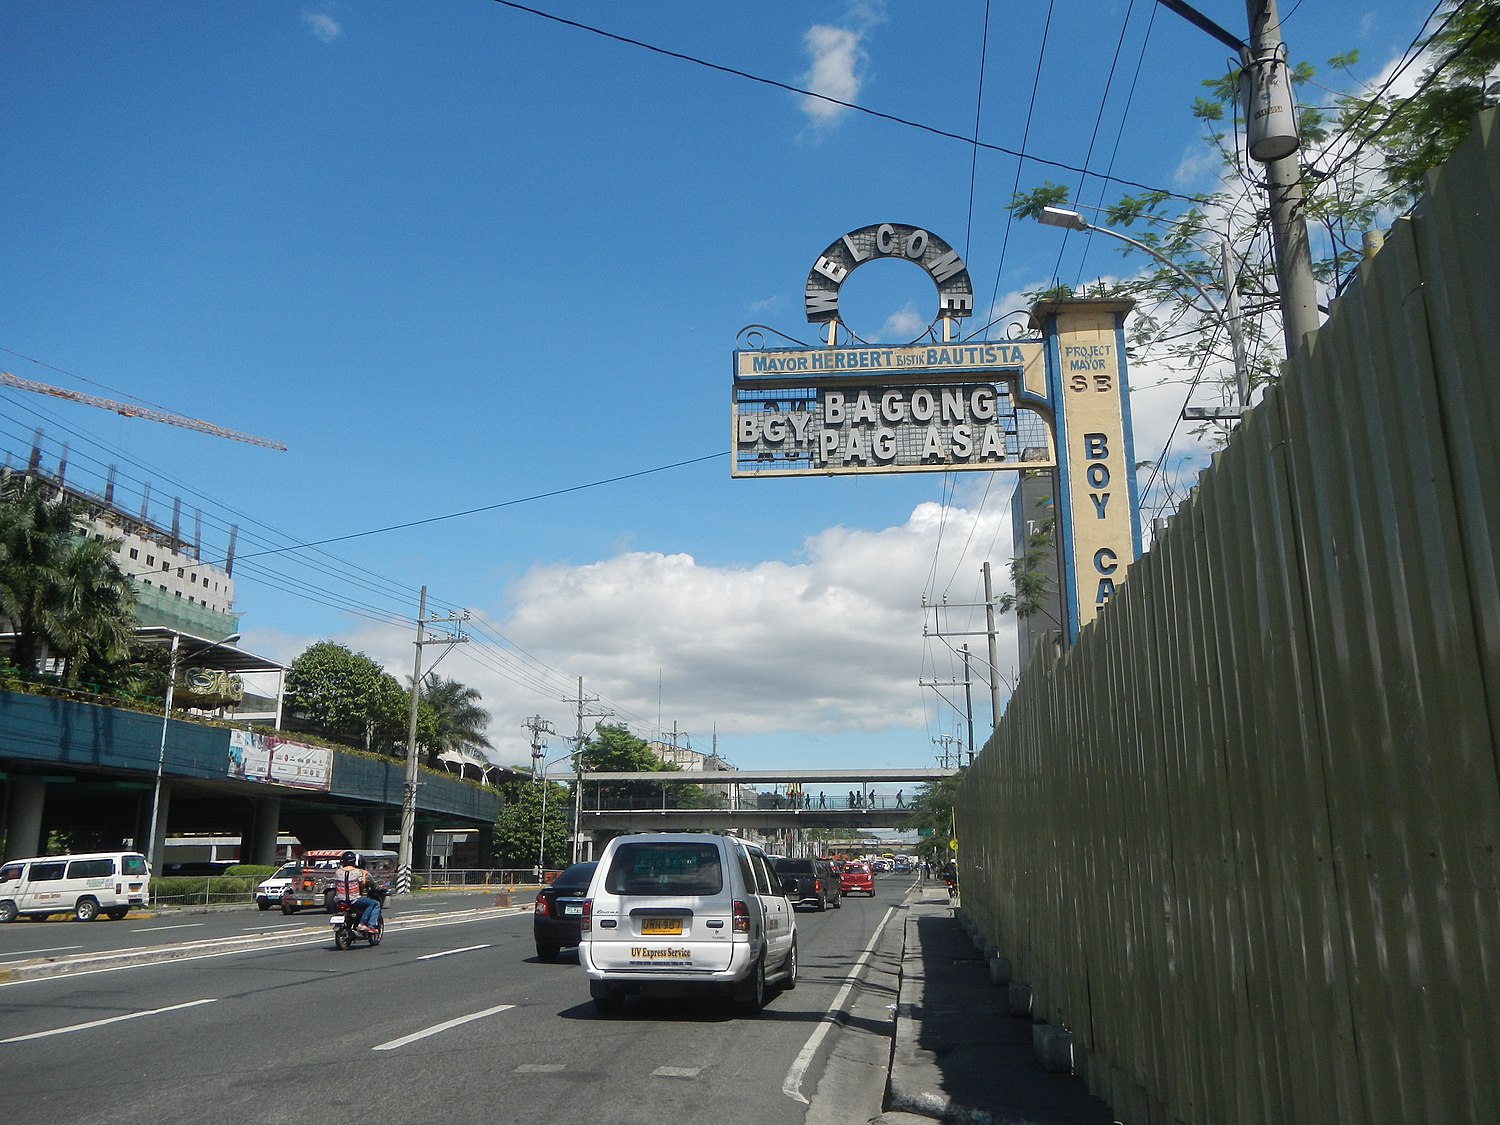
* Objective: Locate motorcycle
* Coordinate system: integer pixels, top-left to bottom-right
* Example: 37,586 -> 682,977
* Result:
331,886 -> 387,950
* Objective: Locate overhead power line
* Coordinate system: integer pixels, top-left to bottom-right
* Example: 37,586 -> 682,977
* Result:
484,0 -> 1204,203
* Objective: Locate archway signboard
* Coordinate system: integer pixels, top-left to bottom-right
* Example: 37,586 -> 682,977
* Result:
732,224 -> 1142,640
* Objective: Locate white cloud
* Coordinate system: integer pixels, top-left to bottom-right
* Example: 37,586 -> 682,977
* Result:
301,10 -> 342,43
878,302 -> 927,342
317,499 -> 1016,770
800,26 -> 866,125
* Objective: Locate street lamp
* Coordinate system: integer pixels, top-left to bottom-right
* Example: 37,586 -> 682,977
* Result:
534,749 -> 575,878
1036,205 -> 1249,416
146,630 -> 241,878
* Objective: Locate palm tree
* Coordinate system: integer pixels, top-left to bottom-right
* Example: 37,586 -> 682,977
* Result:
52,535 -> 136,687
0,474 -> 137,680
415,674 -> 492,769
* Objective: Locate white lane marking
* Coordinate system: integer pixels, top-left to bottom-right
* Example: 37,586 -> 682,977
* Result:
372,1003 -> 513,1051
782,905 -> 897,1104
0,908 -> 526,990
516,1063 -> 565,1073
241,923 -> 304,931
416,944 -> 491,961
0,998 -> 216,1044
653,1066 -> 702,1079
130,923 -> 204,933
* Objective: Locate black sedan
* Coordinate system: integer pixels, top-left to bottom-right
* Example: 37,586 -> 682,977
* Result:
532,861 -> 598,960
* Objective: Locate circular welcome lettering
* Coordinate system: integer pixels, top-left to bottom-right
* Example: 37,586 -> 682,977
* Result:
803,224 -> 974,333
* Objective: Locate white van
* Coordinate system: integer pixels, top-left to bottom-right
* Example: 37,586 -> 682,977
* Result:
578,832 -> 796,1015
253,861 -> 301,911
0,851 -> 151,922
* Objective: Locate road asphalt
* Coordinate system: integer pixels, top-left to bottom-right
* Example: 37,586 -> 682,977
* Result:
4,883 -> 1117,1122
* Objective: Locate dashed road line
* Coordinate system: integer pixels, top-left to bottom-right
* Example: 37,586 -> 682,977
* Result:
416,944 -> 491,961
1,997 -> 216,1044
372,1003 -> 514,1050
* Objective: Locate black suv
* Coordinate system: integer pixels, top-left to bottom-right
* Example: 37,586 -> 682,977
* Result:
532,861 -> 598,959
771,857 -> 841,912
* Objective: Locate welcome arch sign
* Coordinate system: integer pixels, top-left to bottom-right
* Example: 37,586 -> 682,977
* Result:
731,223 -> 1142,641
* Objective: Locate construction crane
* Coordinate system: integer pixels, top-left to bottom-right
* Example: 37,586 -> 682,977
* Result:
0,370 -> 288,451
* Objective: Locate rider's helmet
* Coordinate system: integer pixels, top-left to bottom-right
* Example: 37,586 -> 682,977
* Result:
340,850 -> 357,866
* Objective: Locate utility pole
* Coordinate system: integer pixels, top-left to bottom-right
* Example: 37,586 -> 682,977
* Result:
931,733 -> 963,770
524,715 -> 557,875
524,714 -> 556,780
983,561 -> 1003,731
567,678 -> 611,864
923,585 -> 1004,762
1243,0 -> 1320,357
1150,0 -> 1319,357
396,586 -> 469,895
962,646 -> 976,766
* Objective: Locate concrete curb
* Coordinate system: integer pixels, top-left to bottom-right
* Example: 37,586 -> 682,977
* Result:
883,893 -> 1114,1125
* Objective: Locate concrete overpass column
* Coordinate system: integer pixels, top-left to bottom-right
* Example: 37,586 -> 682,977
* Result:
3,779 -> 47,861
246,796 -> 281,866
362,811 -> 385,852
414,823 -> 431,873
475,824 -> 495,868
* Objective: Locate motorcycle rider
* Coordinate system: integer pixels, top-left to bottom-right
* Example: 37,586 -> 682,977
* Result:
334,850 -> 382,934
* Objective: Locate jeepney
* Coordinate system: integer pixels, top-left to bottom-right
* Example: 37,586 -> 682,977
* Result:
279,849 -> 397,914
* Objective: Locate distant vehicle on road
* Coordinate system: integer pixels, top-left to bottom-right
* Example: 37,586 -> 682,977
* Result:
771,857 -> 841,911
0,851 -> 150,922
253,862 -> 302,911
840,861 -> 875,897
533,860 -> 597,960
279,849 -> 397,914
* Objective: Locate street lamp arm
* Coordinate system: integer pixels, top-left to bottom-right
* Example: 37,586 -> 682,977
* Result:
1036,206 -> 1249,411
146,630 -> 241,877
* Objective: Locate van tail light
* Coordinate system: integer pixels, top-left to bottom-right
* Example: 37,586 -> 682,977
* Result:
533,893 -> 547,916
116,882 -> 122,894
581,899 -> 593,934
813,878 -> 822,892
732,899 -> 750,933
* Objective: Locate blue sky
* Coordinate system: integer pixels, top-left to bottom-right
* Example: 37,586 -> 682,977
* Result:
1,1 -> 1432,778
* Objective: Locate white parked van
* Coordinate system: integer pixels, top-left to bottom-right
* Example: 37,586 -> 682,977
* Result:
0,851 -> 151,922
578,832 -> 796,1014
253,861 -> 301,911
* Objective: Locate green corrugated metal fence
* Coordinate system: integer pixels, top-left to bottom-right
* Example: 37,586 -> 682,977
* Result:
955,109 -> 1500,1124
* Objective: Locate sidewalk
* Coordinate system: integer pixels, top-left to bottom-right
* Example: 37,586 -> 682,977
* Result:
881,888 -> 1117,1125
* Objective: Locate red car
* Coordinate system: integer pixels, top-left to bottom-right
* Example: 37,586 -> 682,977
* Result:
839,861 -> 874,897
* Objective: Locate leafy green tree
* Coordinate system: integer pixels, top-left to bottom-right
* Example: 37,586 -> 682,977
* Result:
285,641 -> 408,755
580,723 -> 711,808
903,769 -> 967,862
1011,2 -> 1500,427
412,673 -> 492,769
493,779 -> 570,869
0,475 -> 136,679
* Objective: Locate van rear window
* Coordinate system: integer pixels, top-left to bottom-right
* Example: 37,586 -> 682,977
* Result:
122,856 -> 147,876
604,843 -> 723,896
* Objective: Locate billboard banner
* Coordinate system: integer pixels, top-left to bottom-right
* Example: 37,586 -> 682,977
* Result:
227,729 -> 333,791
733,343 -> 1053,478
